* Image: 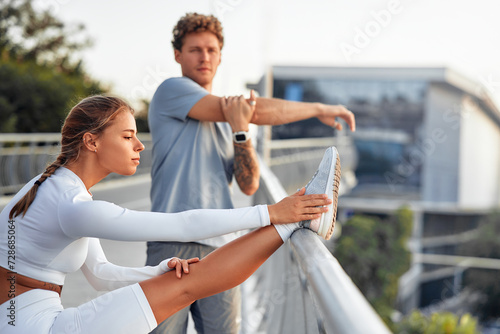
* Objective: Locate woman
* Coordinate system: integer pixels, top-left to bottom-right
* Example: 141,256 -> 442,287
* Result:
0,95 -> 337,333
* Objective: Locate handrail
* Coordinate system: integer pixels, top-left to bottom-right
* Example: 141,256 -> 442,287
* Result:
266,136 -> 357,170
0,133 -> 152,197
2,134 -> 391,333
291,230 -> 392,334
255,154 -> 391,334
413,253 -> 500,270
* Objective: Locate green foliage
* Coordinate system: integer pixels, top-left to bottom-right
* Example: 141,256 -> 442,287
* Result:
394,310 -> 479,334
134,99 -> 150,133
333,206 -> 413,325
460,211 -> 500,259
459,210 -> 500,321
0,0 -> 105,132
0,57 -> 103,132
1,0 -> 91,71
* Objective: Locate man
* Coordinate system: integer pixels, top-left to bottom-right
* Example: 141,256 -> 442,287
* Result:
147,12 -> 355,334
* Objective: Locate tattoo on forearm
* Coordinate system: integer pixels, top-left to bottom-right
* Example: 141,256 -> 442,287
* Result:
234,141 -> 259,192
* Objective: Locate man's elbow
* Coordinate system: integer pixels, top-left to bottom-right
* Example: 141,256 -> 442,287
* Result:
241,179 -> 260,196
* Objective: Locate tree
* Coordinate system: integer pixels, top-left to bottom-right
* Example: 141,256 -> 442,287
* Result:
394,310 -> 479,334
459,211 -> 500,321
135,99 -> 150,133
0,0 -> 90,71
333,206 -> 413,325
0,0 -> 105,132
0,58 -> 103,132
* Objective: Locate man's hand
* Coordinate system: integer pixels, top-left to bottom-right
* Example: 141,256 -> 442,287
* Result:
219,90 -> 260,195
317,104 -> 356,131
220,90 -> 257,131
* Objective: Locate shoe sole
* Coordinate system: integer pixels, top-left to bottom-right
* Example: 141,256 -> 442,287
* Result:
318,148 -> 341,240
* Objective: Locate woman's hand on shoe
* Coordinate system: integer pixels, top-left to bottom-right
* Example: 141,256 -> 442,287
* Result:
267,187 -> 332,225
167,257 -> 200,279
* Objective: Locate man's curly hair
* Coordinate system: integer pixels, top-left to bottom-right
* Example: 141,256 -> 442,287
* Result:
172,13 -> 224,51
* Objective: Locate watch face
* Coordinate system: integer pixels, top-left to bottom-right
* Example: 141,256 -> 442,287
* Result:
235,133 -> 246,142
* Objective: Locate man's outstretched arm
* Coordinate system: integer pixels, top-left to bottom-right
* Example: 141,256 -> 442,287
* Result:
188,92 -> 356,131
250,97 -> 356,131
187,91 -> 355,196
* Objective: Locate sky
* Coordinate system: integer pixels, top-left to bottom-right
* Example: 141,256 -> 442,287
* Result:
36,0 -> 500,109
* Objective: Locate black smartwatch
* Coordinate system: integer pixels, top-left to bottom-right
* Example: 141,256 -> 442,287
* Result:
233,131 -> 250,143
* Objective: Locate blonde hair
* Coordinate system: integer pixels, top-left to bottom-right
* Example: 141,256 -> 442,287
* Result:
9,95 -> 134,219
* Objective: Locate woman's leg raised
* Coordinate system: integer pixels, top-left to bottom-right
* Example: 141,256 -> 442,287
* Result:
139,225 -> 283,324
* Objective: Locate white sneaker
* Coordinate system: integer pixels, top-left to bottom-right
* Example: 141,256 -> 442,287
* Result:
300,146 -> 341,240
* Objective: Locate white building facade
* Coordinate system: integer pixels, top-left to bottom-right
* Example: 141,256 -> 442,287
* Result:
250,66 -> 500,312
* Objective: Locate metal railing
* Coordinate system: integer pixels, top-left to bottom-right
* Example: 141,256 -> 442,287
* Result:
245,155 -> 391,334
263,136 -> 358,196
266,136 -> 355,168
0,133 -> 152,197
1,134 -> 391,333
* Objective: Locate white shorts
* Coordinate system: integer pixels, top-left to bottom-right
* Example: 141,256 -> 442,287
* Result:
0,283 -> 157,334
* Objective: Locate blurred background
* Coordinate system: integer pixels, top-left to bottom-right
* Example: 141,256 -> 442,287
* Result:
2,0 -> 500,333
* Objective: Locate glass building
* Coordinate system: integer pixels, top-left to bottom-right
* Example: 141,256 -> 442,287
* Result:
272,77 -> 426,193
249,66 -> 500,312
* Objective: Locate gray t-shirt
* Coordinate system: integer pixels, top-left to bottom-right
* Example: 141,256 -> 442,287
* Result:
148,77 -> 240,247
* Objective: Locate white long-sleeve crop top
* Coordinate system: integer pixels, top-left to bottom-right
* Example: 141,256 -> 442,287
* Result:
0,167 -> 270,288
